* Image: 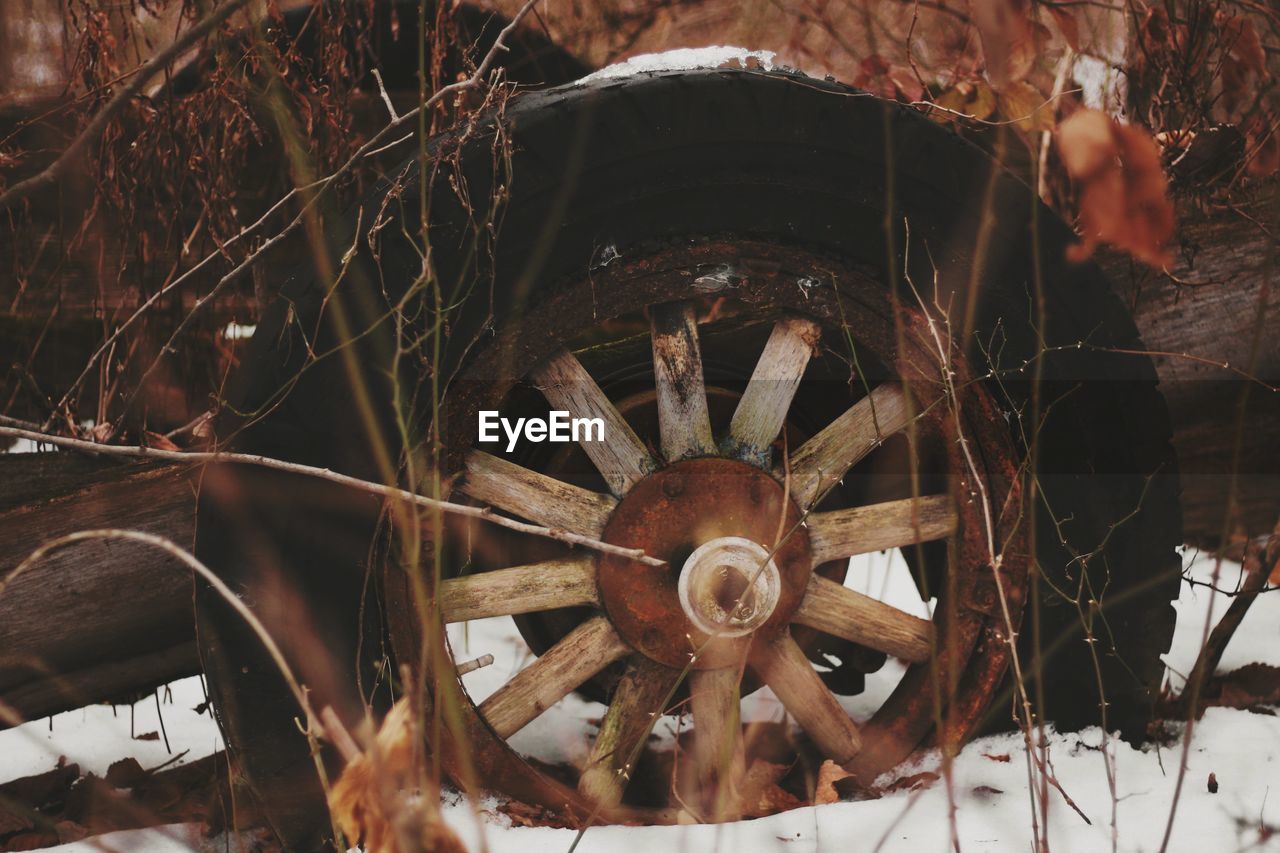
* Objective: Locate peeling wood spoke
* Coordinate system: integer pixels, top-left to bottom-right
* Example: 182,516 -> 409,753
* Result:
807,494 -> 958,565
439,559 -> 599,623
650,301 -> 716,461
459,451 -> 616,537
788,383 -> 912,508
792,575 -> 934,664
689,666 -> 745,821
531,349 -> 655,496
754,633 -> 862,765
726,316 -> 821,464
478,616 -> 630,740
578,656 -> 681,807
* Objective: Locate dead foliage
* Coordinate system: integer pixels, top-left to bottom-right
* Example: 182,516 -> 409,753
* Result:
1057,109 -> 1176,266
0,753 -> 272,852
328,698 -> 466,853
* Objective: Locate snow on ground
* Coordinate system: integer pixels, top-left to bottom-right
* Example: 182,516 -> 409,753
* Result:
1,677 -> 222,784
4,548 -> 1278,852
580,47 -> 776,83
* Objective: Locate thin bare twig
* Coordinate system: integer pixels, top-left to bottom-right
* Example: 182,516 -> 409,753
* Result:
45,0 -> 544,431
0,424 -> 663,566
1178,520 -> 1280,717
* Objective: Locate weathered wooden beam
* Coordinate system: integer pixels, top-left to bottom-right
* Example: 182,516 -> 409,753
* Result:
1101,180 -> 1280,545
0,454 -> 199,725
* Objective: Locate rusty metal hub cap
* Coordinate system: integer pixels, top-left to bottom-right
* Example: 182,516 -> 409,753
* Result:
597,458 -> 811,668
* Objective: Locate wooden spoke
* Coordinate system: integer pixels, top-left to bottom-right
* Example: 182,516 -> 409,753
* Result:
792,575 -> 935,664
725,316 -> 821,465
650,301 -> 715,461
531,349 -> 655,496
688,666 -> 745,821
578,656 -> 682,807
440,558 -> 598,623
478,616 -> 630,740
753,633 -> 862,764
807,494 -> 958,565
459,451 -> 616,536
788,383 -> 913,508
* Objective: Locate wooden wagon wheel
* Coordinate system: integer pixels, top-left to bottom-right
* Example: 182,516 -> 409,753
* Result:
384,244 -> 1029,822
195,69 -> 1178,848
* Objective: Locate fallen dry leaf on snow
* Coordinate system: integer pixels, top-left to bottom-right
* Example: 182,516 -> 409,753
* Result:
1057,109 -> 1175,266
739,760 -> 804,817
814,759 -> 852,805
328,698 -> 465,853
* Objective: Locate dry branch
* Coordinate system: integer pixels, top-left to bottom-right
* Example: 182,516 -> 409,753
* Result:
0,0 -> 255,210
0,425 -> 662,565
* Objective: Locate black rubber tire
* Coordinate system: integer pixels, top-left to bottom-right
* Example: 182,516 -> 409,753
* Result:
196,68 -> 1182,849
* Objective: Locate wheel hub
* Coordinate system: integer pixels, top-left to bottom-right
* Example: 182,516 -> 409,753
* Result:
677,536 -> 781,637
596,457 -> 813,669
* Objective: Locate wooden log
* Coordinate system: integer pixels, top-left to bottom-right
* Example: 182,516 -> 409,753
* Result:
1100,181 -> 1280,545
0,454 -> 199,725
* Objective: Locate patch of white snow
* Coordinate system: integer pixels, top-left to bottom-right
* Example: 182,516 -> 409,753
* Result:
580,47 -> 776,83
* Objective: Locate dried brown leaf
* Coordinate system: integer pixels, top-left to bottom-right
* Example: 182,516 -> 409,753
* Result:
739,760 -> 804,817
328,698 -> 465,853
814,759 -> 852,805
972,0 -> 1036,87
1057,109 -> 1174,266
143,431 -> 180,452
854,55 -> 925,103
934,79 -> 998,122
1222,15 -> 1267,78
999,80 -> 1054,132
1045,4 -> 1080,52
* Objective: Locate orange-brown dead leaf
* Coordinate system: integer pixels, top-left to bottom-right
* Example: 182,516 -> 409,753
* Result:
971,0 -> 1037,88
1218,14 -> 1269,119
999,80 -> 1054,133
142,431 -> 180,452
1245,113 -> 1280,178
854,55 -> 925,103
933,79 -> 998,122
328,698 -> 465,853
1057,109 -> 1175,266
739,760 -> 804,817
814,759 -> 852,805
1045,4 -> 1080,52
1139,5 -> 1175,54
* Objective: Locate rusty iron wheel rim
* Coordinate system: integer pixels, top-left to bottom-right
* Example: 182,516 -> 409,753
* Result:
383,239 -> 1028,825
